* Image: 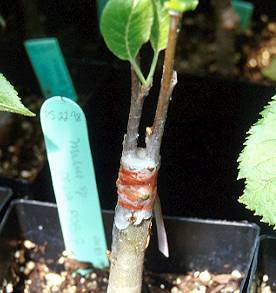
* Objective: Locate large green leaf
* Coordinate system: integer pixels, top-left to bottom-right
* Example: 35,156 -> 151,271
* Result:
150,0 -> 169,52
100,0 -> 153,61
0,74 -> 35,116
238,95 -> 276,228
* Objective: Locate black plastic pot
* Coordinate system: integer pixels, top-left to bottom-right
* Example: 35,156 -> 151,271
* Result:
0,199 -> 259,292
0,176 -> 40,200
249,235 -> 276,292
0,187 -> 12,220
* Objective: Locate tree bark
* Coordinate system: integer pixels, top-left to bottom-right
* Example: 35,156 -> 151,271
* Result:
147,13 -> 181,163
107,219 -> 151,293
122,79 -> 147,155
123,58 -> 149,156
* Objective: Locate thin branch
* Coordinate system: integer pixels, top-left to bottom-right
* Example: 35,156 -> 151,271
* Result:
123,56 -> 149,156
147,12 -> 181,162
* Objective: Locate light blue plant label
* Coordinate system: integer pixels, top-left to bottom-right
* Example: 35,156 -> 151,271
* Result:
232,0 -> 254,29
25,38 -> 78,101
40,96 -> 108,268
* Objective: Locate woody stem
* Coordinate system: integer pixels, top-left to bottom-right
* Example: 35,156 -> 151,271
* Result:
123,56 -> 150,156
147,12 -> 181,163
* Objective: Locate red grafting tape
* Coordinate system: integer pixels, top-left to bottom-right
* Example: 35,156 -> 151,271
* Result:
116,166 -> 158,211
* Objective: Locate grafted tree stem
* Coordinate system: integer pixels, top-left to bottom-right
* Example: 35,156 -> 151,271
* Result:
108,11 -> 183,293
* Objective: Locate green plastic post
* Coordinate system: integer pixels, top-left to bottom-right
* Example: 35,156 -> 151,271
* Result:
232,0 -> 254,30
25,38 -> 78,101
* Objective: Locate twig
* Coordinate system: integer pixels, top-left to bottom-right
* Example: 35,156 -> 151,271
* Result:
147,12 -> 181,162
123,56 -> 150,155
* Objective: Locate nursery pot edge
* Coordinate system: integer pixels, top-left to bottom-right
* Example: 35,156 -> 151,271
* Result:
0,199 -> 260,293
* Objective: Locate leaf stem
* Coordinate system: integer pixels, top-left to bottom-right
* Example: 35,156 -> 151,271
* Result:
145,51 -> 159,87
130,59 -> 147,85
130,49 -> 160,87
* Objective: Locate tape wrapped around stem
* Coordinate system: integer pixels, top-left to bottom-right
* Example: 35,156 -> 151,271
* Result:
116,166 -> 158,211
115,164 -> 169,257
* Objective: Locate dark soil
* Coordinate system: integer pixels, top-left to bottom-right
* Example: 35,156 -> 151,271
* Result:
0,93 -> 45,182
256,275 -> 274,293
1,240 -> 244,293
176,11 -> 276,86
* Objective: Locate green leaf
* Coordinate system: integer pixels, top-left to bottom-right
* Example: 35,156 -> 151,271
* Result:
239,180 -> 276,228
150,0 -> 170,52
100,0 -> 153,61
237,95 -> 276,228
164,0 -> 198,13
0,74 -> 35,116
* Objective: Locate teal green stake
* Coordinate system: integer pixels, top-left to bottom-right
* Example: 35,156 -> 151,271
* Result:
25,38 -> 78,101
231,0 -> 254,30
40,96 -> 108,268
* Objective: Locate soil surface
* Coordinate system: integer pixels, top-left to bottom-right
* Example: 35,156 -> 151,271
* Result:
256,275 -> 275,293
0,93 -> 45,182
176,11 -> 276,86
1,240 -> 244,293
